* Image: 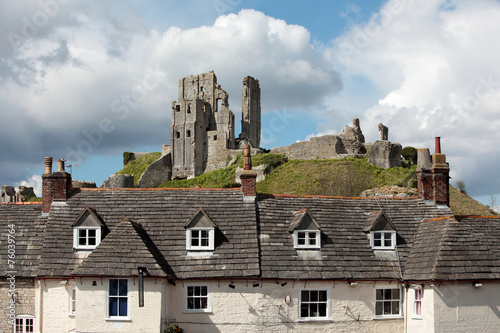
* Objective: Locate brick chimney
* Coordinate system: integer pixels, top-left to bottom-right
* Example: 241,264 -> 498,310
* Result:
42,157 -> 72,214
416,137 -> 450,206
240,145 -> 257,202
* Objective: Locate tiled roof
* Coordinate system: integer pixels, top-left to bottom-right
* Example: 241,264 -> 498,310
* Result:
37,188 -> 260,278
0,203 -> 44,277
405,216 -> 500,281
257,194 -> 450,280
72,218 -> 173,277
4,188 -> 500,282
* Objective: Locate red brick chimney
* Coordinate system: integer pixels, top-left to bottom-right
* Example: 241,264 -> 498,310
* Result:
416,137 -> 449,206
42,157 -> 72,214
240,145 -> 257,202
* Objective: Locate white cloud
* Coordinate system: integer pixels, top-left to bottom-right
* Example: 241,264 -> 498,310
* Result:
16,175 -> 42,198
331,0 -> 500,198
0,4 -> 342,187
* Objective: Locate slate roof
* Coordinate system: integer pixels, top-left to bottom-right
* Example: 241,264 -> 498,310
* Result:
37,188 -> 260,278
257,194 -> 451,280
72,218 -> 174,277
0,203 -> 44,277
3,188 -> 500,283
404,216 -> 500,281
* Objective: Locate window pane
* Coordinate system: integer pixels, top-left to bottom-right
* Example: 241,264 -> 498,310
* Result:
187,298 -> 194,309
88,236 -> 96,246
195,286 -> 201,295
195,298 -> 201,309
119,280 -> 128,295
319,303 -> 327,317
201,230 -> 209,238
384,289 -> 392,300
375,302 -> 383,315
109,280 -> 118,296
201,286 -> 208,296
384,301 -> 391,314
119,297 -> 128,316
187,286 -> 194,296
319,290 -> 327,302
26,318 -> 34,332
109,297 -> 118,316
310,290 -> 318,302
310,303 -> 318,317
309,232 -> 316,239
192,230 -> 199,238
301,290 -> 309,301
79,229 -> 87,245
374,232 -> 381,240
392,301 -> 400,314
201,238 -> 209,246
376,289 -> 383,300
192,238 -> 199,246
88,229 -> 96,238
393,288 -> 400,299
300,304 -> 309,318
374,239 -> 381,247
201,297 -> 208,309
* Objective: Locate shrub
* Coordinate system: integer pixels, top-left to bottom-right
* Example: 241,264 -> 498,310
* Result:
164,325 -> 185,333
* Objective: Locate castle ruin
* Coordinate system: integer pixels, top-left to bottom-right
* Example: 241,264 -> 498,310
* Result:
170,71 -> 261,179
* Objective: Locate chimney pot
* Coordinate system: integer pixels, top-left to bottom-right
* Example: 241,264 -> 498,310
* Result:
57,159 -> 65,172
244,144 -> 252,171
435,137 -> 441,154
45,157 -> 53,175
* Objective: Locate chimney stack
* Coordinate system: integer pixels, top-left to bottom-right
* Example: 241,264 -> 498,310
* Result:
240,145 -> 257,202
416,137 -> 450,206
42,157 -> 72,214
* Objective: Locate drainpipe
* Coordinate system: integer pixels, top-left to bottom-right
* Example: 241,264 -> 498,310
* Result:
37,279 -> 43,333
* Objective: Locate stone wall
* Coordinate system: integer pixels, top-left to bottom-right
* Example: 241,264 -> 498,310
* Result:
0,278 -> 35,333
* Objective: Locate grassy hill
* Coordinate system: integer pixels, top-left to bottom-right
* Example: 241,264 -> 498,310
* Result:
115,152 -> 493,216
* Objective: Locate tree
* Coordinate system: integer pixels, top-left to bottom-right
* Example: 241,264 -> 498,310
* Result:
456,181 -> 466,194
401,146 -> 417,165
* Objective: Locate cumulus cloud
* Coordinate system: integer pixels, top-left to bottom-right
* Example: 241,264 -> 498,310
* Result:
331,0 -> 500,198
0,2 -> 341,188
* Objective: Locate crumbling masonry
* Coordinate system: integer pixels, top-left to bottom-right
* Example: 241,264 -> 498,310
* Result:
171,71 -> 261,179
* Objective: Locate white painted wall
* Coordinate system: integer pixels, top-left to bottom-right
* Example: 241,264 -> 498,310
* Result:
432,281 -> 500,333
406,284 -> 434,333
35,279 -> 75,333
36,277 -> 165,333
165,280 -> 404,333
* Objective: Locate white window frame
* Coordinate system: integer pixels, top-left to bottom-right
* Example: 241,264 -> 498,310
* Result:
186,228 -> 214,251
15,315 -> 35,333
73,227 -> 101,250
184,284 -> 211,313
69,286 -> 76,316
373,287 -> 403,319
370,230 -> 396,250
294,230 -> 321,249
298,288 -> 330,321
106,278 -> 130,321
413,288 -> 423,319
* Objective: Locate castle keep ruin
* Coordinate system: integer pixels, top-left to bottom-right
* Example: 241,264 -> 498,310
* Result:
171,71 -> 261,179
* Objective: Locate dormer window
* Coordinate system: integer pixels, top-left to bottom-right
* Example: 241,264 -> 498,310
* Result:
289,209 -> 321,249
364,211 -> 397,250
185,208 -> 216,251
370,231 -> 396,249
72,207 -> 106,251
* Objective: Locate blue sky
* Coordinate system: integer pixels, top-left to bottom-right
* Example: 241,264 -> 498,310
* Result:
1,0 -> 500,207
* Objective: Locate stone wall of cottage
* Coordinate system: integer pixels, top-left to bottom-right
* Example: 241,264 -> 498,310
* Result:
0,278 -> 35,333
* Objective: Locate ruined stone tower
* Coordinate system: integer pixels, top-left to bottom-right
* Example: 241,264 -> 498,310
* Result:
171,71 -> 261,179
241,76 -> 261,148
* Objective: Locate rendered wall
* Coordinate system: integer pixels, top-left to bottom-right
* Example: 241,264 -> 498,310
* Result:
406,285 -> 434,333
36,278 -> 165,333
165,280 -> 404,333
432,281 -> 500,333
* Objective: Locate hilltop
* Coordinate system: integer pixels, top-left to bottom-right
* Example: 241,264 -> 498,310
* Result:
114,151 -> 493,216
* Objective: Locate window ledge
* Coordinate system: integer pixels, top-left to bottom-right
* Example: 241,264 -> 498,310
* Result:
373,316 -> 403,320
105,317 -> 131,322
298,319 -> 333,323
412,316 -> 423,320
183,310 -> 213,314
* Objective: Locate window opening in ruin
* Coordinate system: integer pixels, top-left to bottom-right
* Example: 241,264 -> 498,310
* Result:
176,132 -> 180,139
216,98 -> 222,112
187,105 -> 191,113
175,105 -> 180,112
213,135 -> 217,141
187,130 -> 191,137
200,86 -> 205,92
